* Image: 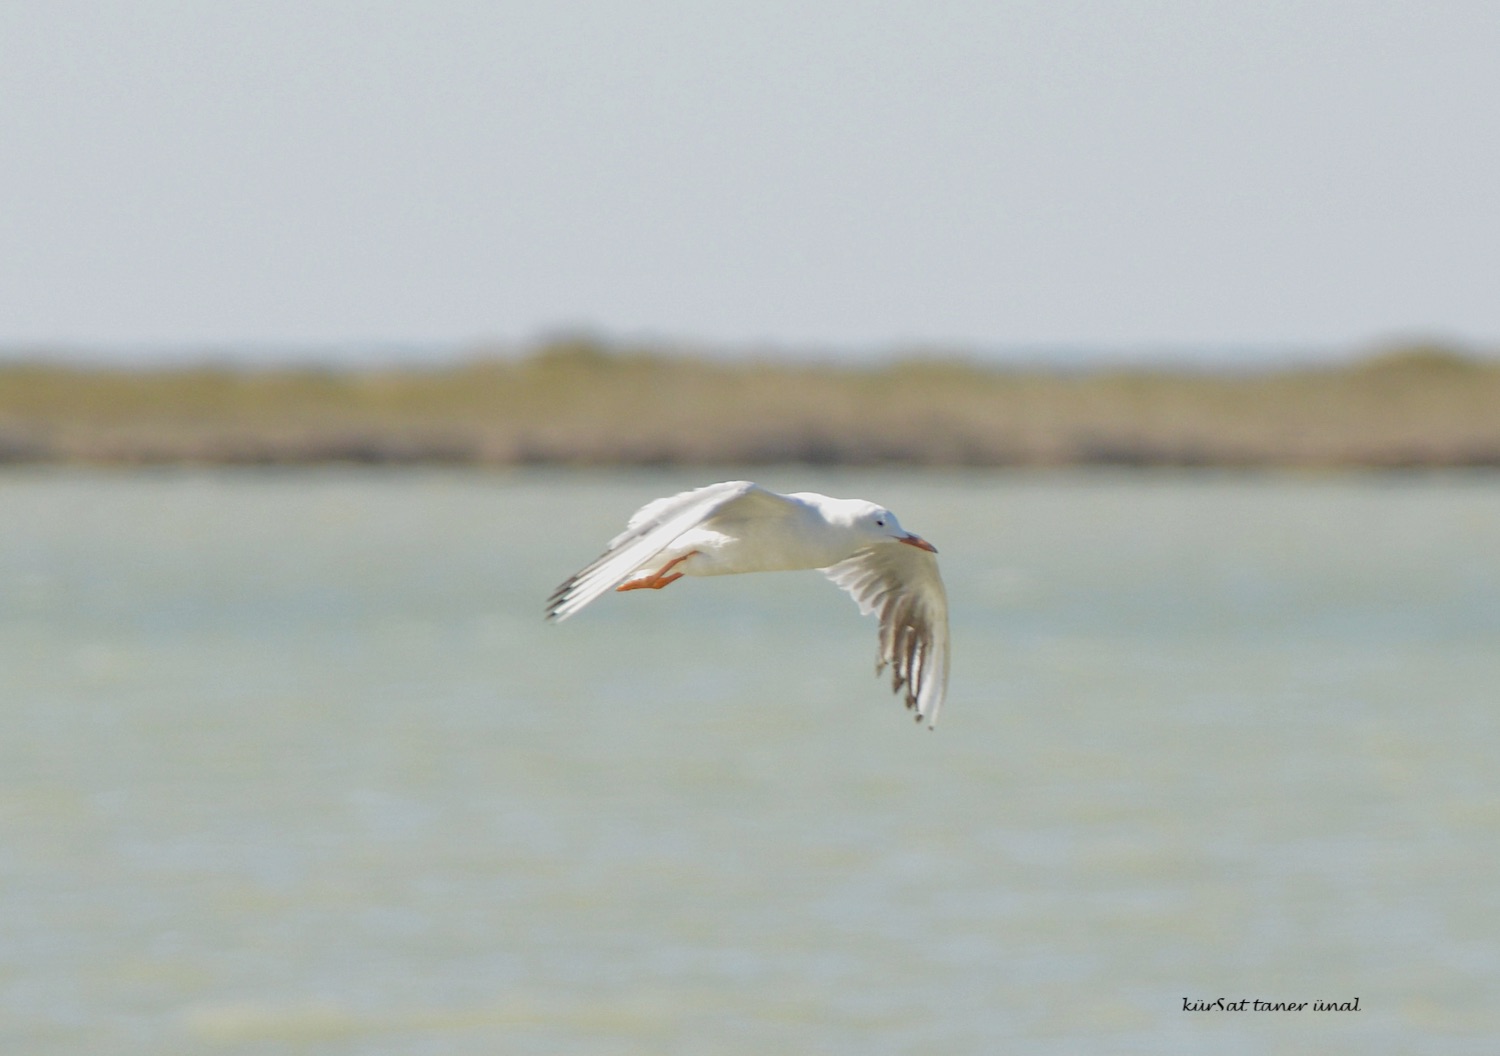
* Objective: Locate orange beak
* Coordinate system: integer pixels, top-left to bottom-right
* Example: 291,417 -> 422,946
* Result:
899,533 -> 938,553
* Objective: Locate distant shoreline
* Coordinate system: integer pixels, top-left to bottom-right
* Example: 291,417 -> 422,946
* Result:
3,341 -> 1498,469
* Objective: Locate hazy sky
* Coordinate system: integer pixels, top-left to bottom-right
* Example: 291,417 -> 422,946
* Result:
2,1 -> 1498,360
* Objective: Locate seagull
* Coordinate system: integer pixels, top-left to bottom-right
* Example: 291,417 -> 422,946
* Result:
546,481 -> 950,727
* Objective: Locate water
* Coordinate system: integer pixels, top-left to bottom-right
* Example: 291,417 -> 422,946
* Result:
1,468 -> 1497,1055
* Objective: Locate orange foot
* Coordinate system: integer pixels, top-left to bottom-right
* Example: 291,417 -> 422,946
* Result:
617,551 -> 697,591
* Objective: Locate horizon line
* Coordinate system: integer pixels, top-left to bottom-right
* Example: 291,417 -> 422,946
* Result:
0,333 -> 1492,374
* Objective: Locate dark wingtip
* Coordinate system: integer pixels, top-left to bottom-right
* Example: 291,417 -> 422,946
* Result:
545,576 -> 579,621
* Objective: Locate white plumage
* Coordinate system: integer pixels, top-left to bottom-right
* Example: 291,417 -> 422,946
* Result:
547,481 -> 950,727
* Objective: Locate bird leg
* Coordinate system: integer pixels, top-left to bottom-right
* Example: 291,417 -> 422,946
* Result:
616,552 -> 696,591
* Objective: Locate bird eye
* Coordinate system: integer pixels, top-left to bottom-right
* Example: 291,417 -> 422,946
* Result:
875,518 -> 885,527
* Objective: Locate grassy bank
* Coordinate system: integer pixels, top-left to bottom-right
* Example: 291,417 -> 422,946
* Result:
2,342 -> 1499,467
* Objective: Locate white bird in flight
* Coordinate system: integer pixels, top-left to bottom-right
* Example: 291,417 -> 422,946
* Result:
546,481 -> 950,726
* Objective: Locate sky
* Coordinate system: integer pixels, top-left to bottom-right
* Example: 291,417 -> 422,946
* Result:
2,1 -> 1498,364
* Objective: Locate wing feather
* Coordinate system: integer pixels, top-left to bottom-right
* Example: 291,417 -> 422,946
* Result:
546,481 -> 772,621
823,543 -> 950,727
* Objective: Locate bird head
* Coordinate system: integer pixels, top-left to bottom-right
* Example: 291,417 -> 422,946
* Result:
859,504 -> 938,553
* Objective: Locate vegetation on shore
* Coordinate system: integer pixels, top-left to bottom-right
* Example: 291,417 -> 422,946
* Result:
2,341 -> 1498,468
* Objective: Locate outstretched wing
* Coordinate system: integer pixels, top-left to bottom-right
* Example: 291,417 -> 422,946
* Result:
823,543 -> 950,727
547,480 -> 783,621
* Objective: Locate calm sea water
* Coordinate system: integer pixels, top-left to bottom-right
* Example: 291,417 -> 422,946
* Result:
1,468 -> 1497,1055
